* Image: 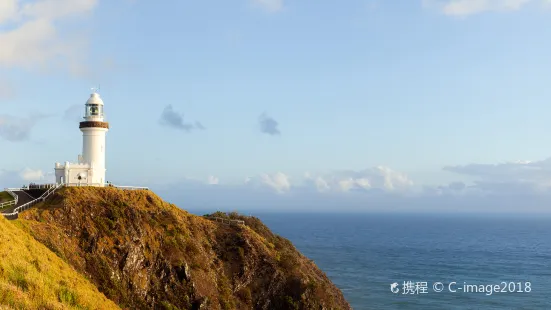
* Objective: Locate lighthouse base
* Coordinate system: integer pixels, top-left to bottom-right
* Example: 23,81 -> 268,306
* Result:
54,162 -> 106,187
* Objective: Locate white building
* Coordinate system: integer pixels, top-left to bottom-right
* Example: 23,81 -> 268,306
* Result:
55,92 -> 110,186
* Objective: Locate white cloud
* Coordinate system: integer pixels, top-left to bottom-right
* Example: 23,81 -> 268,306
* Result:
19,0 -> 98,20
245,172 -> 291,193
445,0 -> 529,15
238,167 -> 414,195
251,0 -> 284,12
0,0 -> 98,72
305,166 -> 414,193
422,181 -> 485,197
444,159 -> 551,181
7,159 -> 551,212
0,167 -> 53,187
19,168 -> 45,181
314,176 -> 331,192
423,0 -> 548,16
443,158 -> 551,194
145,159 -> 551,212
207,175 -> 219,185
0,0 -> 18,24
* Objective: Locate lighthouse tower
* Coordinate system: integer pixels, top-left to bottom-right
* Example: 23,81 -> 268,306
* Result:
80,92 -> 109,184
55,91 -> 110,186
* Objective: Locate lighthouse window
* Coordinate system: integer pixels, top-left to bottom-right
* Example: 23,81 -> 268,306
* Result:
90,105 -> 99,115
86,104 -> 103,117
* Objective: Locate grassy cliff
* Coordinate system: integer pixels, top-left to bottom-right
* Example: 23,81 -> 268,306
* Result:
16,187 -> 351,310
0,215 -> 119,309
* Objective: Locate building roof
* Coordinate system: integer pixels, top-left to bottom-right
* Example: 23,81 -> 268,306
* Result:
86,92 -> 104,106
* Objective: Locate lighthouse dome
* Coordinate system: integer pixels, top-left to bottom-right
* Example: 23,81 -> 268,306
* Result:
86,93 -> 104,106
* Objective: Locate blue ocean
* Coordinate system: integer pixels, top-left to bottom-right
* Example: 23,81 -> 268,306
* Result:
253,213 -> 551,309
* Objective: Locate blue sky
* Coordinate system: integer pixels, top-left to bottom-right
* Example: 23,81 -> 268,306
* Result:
2,0 -> 551,212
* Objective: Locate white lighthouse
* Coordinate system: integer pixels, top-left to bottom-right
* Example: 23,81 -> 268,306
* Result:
55,91 -> 110,186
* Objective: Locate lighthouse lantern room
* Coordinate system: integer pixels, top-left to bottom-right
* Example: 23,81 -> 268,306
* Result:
55,91 -> 110,186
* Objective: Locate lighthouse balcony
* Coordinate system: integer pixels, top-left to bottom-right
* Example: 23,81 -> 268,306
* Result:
79,121 -> 109,129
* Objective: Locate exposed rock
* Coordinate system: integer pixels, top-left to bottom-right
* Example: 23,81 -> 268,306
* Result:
19,187 -> 351,310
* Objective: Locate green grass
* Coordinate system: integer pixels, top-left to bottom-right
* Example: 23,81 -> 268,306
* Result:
0,191 -> 14,204
0,191 -> 15,211
0,215 -> 120,309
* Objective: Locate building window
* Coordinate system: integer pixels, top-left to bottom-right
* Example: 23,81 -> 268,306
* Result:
85,104 -> 104,117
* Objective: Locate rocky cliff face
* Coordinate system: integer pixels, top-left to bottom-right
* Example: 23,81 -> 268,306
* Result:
18,187 -> 351,310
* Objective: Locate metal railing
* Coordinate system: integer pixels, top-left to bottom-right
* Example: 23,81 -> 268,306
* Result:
63,183 -> 106,187
206,216 -> 245,226
5,188 -> 24,191
109,185 -> 149,190
0,200 -> 16,209
63,183 -> 149,190
2,183 -> 63,219
0,189 -> 19,209
8,189 -> 19,203
3,213 -> 18,220
27,183 -> 57,190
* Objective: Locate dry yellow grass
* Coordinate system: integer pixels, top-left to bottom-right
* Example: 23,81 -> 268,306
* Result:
0,215 -> 120,310
11,187 -> 351,309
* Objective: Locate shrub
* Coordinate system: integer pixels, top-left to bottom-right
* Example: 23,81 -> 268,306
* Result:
283,296 -> 299,310
161,301 -> 180,310
278,251 -> 299,271
8,265 -> 29,291
30,258 -> 41,272
58,286 -> 79,306
236,287 -> 252,304
237,247 -> 245,260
